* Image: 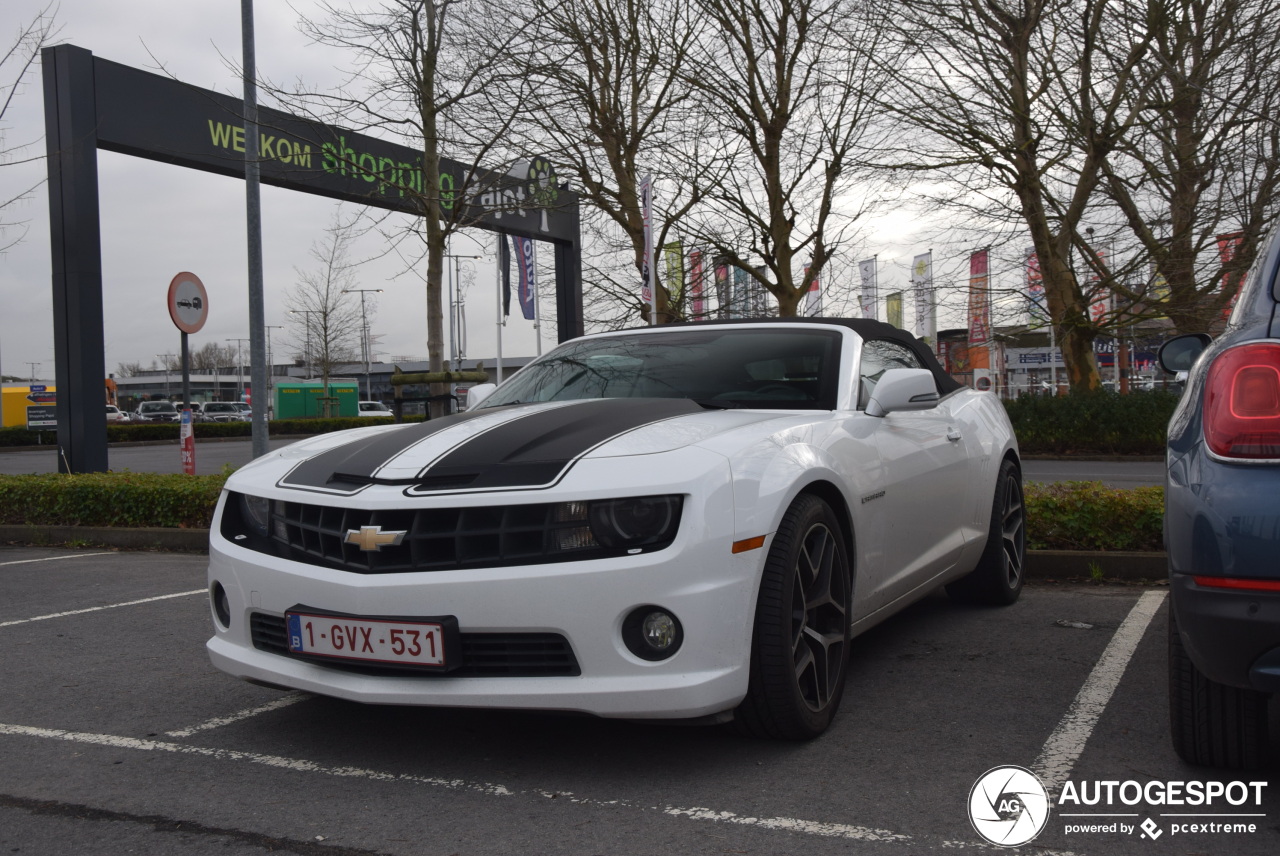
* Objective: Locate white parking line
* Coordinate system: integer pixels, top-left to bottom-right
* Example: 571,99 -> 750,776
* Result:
0,589 -> 206,629
1031,590 -> 1167,793
0,552 -> 112,568
0,720 -> 1084,852
165,694 -> 309,738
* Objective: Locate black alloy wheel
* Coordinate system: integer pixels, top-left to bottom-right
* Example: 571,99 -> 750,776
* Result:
735,494 -> 852,740
947,458 -> 1026,605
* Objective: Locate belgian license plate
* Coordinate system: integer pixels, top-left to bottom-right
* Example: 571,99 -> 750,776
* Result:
285,609 -> 455,670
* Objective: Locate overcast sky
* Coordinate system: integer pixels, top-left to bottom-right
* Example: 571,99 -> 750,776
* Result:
2,1 -> 945,388
1,0 -> 542,387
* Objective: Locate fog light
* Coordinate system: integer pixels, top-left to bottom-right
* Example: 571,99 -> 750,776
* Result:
622,606 -> 683,661
642,612 -> 677,650
211,581 -> 231,629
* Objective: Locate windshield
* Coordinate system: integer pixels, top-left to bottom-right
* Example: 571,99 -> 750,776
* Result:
482,328 -> 841,410
141,402 -> 176,413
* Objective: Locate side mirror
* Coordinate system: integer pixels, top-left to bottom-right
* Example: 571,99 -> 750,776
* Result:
865,368 -> 941,417
1157,333 -> 1212,374
465,383 -> 498,410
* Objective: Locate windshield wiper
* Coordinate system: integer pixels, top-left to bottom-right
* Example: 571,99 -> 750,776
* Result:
692,398 -> 740,410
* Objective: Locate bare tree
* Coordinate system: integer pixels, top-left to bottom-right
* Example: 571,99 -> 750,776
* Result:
482,0 -> 719,324
1098,0 -> 1280,335
291,0 -> 526,413
188,342 -> 240,372
114,361 -> 145,378
865,0 -> 1167,390
1,5 -> 58,254
285,215 -> 363,410
680,0 -> 888,317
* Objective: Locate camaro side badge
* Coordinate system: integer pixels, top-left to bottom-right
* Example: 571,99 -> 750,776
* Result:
861,490 -> 886,505
345,526 -> 407,552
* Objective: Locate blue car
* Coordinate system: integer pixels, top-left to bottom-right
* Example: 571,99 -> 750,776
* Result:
1158,230 -> 1280,769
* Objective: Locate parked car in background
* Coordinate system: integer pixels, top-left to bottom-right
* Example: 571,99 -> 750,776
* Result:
207,318 -> 1025,740
132,400 -> 179,423
105,405 -> 126,423
357,400 -> 394,417
202,402 -> 248,423
1159,228 -> 1280,770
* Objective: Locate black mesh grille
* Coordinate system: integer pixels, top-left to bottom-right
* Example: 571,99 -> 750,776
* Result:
249,612 -> 580,677
223,493 -> 679,575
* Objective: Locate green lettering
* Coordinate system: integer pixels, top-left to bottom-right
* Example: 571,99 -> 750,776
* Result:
358,152 -> 377,183
207,120 -> 237,149
260,135 -> 277,160
293,144 -> 311,169
232,126 -> 245,153
322,142 -> 337,173
439,173 -> 455,210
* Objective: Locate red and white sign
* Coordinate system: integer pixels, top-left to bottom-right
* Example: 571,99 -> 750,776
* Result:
167,272 -> 209,334
179,408 -> 196,475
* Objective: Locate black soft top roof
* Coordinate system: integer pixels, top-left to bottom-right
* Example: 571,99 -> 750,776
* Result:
655,316 -> 963,395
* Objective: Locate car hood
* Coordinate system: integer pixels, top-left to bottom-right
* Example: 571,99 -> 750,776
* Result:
257,398 -> 791,496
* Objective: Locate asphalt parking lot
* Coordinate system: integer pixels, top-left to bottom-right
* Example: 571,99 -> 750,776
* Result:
1,546 -> 1275,855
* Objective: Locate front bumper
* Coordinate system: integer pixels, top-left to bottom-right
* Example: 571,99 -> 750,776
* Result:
206,456 -> 767,719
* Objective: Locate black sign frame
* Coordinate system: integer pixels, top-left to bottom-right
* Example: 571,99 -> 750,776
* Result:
42,44 -> 583,473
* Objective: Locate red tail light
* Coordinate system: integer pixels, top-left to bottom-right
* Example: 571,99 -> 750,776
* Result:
1203,342 -> 1280,459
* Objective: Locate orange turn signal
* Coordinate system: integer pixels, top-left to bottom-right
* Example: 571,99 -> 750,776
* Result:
732,535 -> 767,554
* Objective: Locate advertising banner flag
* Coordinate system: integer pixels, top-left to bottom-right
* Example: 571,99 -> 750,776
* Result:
802,265 -> 822,317
639,174 -> 656,320
886,291 -> 903,328
1217,232 -> 1246,317
968,249 -> 991,346
732,267 -> 749,318
1087,248 -> 1110,324
859,258 -> 877,320
513,236 -> 536,320
911,252 -> 934,341
690,251 -> 706,317
1026,247 -> 1048,325
714,258 -> 731,318
499,234 -> 512,317
664,242 -> 685,314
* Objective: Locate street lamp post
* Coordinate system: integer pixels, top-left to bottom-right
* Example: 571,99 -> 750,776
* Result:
341,288 -> 384,401
226,338 -> 251,402
156,354 -> 176,399
444,254 -> 481,369
265,325 -> 283,419
289,311 -> 321,380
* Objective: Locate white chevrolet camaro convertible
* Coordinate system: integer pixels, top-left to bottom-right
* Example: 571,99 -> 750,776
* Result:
207,319 -> 1024,739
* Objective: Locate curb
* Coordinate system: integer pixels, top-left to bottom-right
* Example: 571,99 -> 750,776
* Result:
0,525 -> 1170,582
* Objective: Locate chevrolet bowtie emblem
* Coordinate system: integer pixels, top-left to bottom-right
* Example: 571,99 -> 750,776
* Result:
344,525 -> 407,552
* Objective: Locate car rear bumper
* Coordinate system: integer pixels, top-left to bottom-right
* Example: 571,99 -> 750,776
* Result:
1170,572 -> 1280,694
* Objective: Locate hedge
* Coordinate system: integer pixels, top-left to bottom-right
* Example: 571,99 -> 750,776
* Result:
0,472 -> 226,529
1024,481 -> 1164,552
1003,390 -> 1180,456
0,472 -> 1167,554
0,415 -> 425,448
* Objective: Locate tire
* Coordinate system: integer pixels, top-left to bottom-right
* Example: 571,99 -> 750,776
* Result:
1168,608 -> 1269,770
946,458 -> 1026,606
734,494 -> 852,740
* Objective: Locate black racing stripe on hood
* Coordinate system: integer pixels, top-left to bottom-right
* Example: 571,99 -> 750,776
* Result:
278,408 -> 495,493
411,397 -> 704,491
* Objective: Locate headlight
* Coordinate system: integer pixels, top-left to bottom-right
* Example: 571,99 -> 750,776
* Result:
238,493 -> 271,537
588,496 -> 681,551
